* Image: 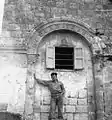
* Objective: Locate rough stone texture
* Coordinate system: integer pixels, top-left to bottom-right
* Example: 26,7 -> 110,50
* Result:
0,104 -> 8,112
32,31 -> 93,120
64,113 -> 73,120
65,98 -> 77,105
74,113 -> 88,120
1,0 -> 112,49
40,113 -> 49,120
65,106 -> 76,113
0,0 -> 112,120
34,113 -> 40,120
77,99 -> 87,105
0,52 -> 27,114
0,112 -> 22,120
76,106 -> 88,113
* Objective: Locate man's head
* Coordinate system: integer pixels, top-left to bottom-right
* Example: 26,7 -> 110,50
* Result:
51,72 -> 58,82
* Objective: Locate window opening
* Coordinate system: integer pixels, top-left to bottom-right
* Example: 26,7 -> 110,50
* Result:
55,47 -> 74,70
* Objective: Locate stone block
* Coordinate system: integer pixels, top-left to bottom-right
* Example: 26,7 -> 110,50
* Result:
105,101 -> 112,114
74,113 -> 88,120
96,101 -> 104,111
40,113 -> 49,120
65,98 -> 77,105
65,105 -> 75,113
64,113 -> 73,120
76,106 -> 88,113
78,90 -> 87,98
107,67 -> 112,81
34,113 -> 40,120
43,96 -> 50,105
77,99 -> 87,105
3,23 -> 21,31
10,30 -> 22,38
41,105 -> 50,112
97,112 -> 104,120
25,103 -> 33,115
26,114 -> 34,120
85,10 -> 95,17
33,105 -> 41,113
25,96 -> 33,115
96,91 -> 104,103
95,76 -> 103,90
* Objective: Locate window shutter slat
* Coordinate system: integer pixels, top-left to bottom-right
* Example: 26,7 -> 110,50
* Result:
75,48 -> 83,58
74,46 -> 84,69
46,46 -> 55,69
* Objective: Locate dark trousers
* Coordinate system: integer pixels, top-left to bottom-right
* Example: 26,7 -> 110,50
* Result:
49,94 -> 63,120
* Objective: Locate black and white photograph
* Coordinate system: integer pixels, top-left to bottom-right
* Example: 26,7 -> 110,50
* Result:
0,0 -> 112,120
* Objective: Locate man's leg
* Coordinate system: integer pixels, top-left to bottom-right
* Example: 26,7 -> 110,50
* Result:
57,96 -> 63,119
49,97 -> 56,120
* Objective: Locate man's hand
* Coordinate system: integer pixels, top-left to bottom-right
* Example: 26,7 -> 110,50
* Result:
33,74 -> 48,86
34,73 -> 40,82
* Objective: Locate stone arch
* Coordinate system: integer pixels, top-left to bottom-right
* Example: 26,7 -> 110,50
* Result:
25,19 -> 111,120
25,19 -> 99,120
27,19 -> 97,54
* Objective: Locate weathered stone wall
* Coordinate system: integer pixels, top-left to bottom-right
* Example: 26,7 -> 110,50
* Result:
32,31 -> 92,120
1,0 -> 112,48
0,52 -> 27,114
94,60 -> 112,120
0,0 -> 112,120
2,0 -> 112,37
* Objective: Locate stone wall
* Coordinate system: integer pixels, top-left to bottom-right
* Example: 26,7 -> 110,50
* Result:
94,60 -> 112,120
0,51 -> 27,114
1,0 -> 112,48
31,31 -> 92,120
0,0 -> 112,120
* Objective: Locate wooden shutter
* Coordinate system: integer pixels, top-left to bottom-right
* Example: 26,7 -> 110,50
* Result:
74,46 -> 84,69
46,45 -> 55,69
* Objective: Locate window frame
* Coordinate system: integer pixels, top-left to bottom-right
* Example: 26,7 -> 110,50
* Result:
55,46 -> 74,70
46,45 -> 84,71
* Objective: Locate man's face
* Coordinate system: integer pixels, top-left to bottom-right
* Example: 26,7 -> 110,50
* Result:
51,75 -> 57,81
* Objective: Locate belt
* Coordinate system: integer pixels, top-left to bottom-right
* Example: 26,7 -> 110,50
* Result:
51,92 -> 62,96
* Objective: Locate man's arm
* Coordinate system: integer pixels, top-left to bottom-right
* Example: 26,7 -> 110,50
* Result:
34,73 -> 49,86
60,82 -> 65,95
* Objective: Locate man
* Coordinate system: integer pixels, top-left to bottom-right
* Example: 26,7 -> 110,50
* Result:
34,72 -> 65,120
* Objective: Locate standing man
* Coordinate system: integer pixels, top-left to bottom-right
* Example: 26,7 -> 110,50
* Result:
34,72 -> 65,120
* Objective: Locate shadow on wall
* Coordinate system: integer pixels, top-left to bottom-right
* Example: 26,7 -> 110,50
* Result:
0,112 -> 22,120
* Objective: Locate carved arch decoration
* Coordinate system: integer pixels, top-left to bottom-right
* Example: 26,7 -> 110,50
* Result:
27,19 -> 98,55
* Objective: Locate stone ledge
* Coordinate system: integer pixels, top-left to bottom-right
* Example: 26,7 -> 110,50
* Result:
0,46 -> 27,54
